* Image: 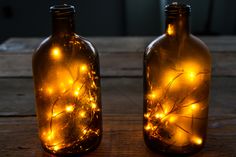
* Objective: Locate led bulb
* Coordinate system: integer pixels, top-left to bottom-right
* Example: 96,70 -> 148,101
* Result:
51,47 -> 62,60
192,136 -> 202,145
80,64 -> 88,73
66,105 -> 74,112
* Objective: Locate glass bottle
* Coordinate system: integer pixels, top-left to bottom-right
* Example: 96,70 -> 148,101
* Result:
32,5 -> 102,155
143,3 -> 211,155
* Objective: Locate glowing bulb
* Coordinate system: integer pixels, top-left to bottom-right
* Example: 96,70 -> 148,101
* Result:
145,123 -> 152,131
51,47 -> 62,60
74,90 -> 79,96
187,71 -> 196,81
192,136 -> 202,145
79,110 -> 86,118
66,105 -> 74,112
155,113 -> 164,119
91,103 -> 97,109
182,62 -> 200,83
68,79 -> 74,85
191,103 -> 198,110
47,131 -> 54,140
89,97 -> 94,101
53,145 -> 60,151
144,113 -> 150,118
167,24 -> 175,35
52,112 -> 60,117
148,93 -> 156,100
83,129 -> 87,134
46,87 -> 53,95
147,89 -> 162,100
168,115 -> 177,123
80,64 -> 88,73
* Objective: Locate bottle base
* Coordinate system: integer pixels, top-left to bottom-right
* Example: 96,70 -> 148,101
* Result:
41,135 -> 102,156
144,133 -> 204,156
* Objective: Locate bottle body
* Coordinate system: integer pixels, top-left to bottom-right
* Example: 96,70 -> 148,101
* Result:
32,5 -> 102,155
143,3 -> 211,155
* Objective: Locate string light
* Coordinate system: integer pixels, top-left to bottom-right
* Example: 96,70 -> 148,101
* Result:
51,47 -> 62,60
46,87 -> 53,95
168,115 -> 177,123
145,123 -> 152,131
167,24 -> 175,35
155,113 -> 164,119
74,90 -> 79,96
90,103 -> 97,109
39,62 -> 101,152
79,110 -> 86,118
80,64 -> 88,73
53,145 -> 60,151
65,105 -> 74,112
192,136 -> 202,145
144,62 -> 209,148
191,103 -> 198,110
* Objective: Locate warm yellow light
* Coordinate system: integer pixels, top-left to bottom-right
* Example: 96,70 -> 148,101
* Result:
163,71 -> 180,89
90,103 -> 97,109
68,79 -> 74,85
155,113 -> 165,119
144,113 -> 150,118
148,92 -> 156,100
191,103 -> 198,110
46,87 -> 53,95
145,123 -> 152,131
168,115 -> 177,123
52,112 -> 60,117
80,64 -> 88,73
173,129 -> 189,146
187,71 -> 197,81
51,47 -> 62,60
182,62 -> 201,83
74,90 -> 79,96
167,24 -> 175,35
53,145 -> 60,151
79,110 -> 86,118
83,129 -> 87,134
162,100 -> 173,115
47,131 -> 54,140
89,97 -> 94,101
66,105 -> 74,112
192,136 -> 202,145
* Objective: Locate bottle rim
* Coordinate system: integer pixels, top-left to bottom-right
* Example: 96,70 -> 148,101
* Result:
50,4 -> 75,16
165,2 -> 191,15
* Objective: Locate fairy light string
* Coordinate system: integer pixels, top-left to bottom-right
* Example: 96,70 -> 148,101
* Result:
144,62 -> 210,147
39,47 -> 101,152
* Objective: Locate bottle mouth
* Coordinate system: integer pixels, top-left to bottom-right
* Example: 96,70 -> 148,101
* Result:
50,4 -> 75,16
165,2 -> 191,15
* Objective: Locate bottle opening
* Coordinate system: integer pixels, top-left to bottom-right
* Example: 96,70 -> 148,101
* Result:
50,4 -> 75,16
165,2 -> 191,15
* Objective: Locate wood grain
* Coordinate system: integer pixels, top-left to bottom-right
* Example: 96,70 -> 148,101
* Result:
0,37 -> 236,77
0,115 -> 236,157
0,77 -> 235,117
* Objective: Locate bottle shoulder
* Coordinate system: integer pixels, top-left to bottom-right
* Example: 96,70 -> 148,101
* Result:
34,34 -> 98,59
144,34 -> 211,59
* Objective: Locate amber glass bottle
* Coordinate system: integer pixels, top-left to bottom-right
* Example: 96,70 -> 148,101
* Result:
32,5 -> 102,155
143,3 -> 211,155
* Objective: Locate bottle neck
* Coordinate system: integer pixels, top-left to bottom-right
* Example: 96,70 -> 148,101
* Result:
165,14 -> 190,37
52,15 -> 75,37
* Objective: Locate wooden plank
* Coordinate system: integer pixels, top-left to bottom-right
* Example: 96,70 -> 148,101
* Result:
2,36 -> 236,54
0,115 -> 235,157
0,37 -> 236,77
0,77 -> 235,117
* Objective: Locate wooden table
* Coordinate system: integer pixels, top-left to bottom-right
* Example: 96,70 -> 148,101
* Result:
0,37 -> 236,157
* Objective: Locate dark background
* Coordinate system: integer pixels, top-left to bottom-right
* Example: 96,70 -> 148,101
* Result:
0,0 -> 236,43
